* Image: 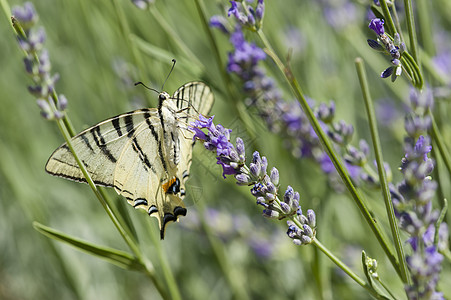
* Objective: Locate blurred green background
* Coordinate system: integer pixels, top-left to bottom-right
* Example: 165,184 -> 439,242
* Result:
1,0 -> 450,299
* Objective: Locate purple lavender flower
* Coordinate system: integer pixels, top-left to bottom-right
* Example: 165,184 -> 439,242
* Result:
368,18 -> 385,35
227,30 -> 266,75
190,115 -> 316,245
12,2 -> 66,120
227,0 -> 264,29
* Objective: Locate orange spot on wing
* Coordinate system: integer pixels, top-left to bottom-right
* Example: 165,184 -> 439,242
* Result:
162,177 -> 177,193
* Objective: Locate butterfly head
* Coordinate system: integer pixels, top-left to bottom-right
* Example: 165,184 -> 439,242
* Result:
159,92 -> 170,102
158,91 -> 171,110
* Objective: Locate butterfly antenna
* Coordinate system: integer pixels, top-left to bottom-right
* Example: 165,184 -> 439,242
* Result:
161,59 -> 176,91
134,81 -> 160,94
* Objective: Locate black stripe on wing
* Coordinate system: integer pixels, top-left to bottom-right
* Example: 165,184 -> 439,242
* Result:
90,126 -> 117,163
144,110 -> 168,173
47,156 -> 114,186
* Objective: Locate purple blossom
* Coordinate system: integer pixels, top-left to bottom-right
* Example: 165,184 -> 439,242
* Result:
227,30 -> 266,75
403,136 -> 432,162
227,0 -> 264,29
368,18 -> 385,35
12,2 -> 38,31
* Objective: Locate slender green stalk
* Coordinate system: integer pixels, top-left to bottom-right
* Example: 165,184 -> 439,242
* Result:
53,110 -> 170,300
355,58 -> 409,284
0,0 -> 11,21
403,0 -> 419,64
379,0 -> 396,35
313,239 -> 385,299
391,1 -> 404,42
256,30 -> 403,280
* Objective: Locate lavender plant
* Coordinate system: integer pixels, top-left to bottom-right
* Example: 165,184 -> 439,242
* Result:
3,0 -> 451,299
390,89 -> 448,299
12,3 -> 66,121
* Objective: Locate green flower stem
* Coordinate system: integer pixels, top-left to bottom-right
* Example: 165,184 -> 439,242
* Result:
401,51 -> 423,88
391,1 -> 404,42
257,30 -> 403,280
379,0 -> 396,36
313,238 -> 384,299
403,0 -> 419,64
355,57 -> 409,284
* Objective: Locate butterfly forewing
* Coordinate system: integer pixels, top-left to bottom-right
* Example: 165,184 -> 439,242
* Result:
45,109 -> 156,186
45,82 -> 214,239
173,81 -> 214,127
172,82 -> 214,192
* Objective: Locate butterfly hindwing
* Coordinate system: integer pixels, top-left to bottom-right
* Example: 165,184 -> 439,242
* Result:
46,82 -> 214,239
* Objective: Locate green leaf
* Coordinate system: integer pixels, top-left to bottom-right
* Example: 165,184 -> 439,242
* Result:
33,221 -> 144,271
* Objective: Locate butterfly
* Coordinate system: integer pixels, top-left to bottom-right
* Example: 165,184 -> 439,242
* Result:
45,82 -> 214,239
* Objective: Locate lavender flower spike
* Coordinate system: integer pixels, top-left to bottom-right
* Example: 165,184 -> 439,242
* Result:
190,115 -> 316,246
227,0 -> 265,29
12,2 -> 66,120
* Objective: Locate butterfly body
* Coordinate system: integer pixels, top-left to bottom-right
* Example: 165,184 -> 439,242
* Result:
46,82 -> 214,239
